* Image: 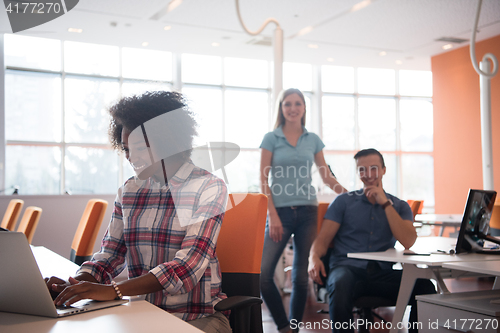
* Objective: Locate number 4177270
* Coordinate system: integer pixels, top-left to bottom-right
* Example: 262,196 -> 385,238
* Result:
5,2 -> 62,14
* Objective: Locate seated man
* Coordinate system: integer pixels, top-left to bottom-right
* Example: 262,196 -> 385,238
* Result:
46,91 -> 231,333
308,148 -> 435,333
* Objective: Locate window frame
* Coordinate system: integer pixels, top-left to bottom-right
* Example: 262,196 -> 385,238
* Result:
1,35 -> 434,209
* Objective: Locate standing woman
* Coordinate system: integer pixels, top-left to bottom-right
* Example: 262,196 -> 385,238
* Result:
260,88 -> 347,333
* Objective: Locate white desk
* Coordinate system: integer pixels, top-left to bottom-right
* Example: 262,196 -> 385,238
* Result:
417,290 -> 500,333
414,214 -> 462,236
31,246 -> 80,279
0,301 -> 201,333
443,260 -> 500,278
348,237 -> 500,333
0,299 -> 204,333
0,246 -> 203,333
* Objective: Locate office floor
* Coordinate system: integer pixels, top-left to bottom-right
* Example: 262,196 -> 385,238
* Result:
261,277 -> 495,333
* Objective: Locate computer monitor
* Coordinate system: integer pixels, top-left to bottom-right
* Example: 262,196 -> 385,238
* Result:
455,189 -> 498,254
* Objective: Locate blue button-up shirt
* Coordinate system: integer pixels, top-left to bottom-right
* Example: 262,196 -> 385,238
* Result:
324,189 -> 413,270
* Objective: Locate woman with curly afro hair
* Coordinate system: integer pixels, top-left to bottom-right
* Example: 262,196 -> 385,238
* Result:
46,91 -> 231,333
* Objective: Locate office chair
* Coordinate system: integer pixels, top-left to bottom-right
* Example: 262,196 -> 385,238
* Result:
214,193 -> 267,333
490,204 -> 500,236
1,199 -> 24,231
353,296 -> 395,333
16,206 -> 42,244
70,199 -> 108,265
407,200 -> 424,219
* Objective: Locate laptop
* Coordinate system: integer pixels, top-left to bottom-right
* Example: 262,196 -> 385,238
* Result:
0,231 -> 128,317
455,189 -> 499,254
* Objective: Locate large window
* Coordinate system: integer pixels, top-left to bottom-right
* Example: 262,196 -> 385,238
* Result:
3,34 -> 172,194
321,66 -> 434,207
181,55 -> 272,194
2,34 -> 434,209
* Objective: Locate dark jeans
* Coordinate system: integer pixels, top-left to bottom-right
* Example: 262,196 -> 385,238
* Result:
260,205 -> 317,331
326,262 -> 436,333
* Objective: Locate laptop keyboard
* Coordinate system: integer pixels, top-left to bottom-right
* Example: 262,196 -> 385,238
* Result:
56,304 -> 76,310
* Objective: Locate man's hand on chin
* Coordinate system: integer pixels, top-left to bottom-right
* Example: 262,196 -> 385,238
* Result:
363,181 -> 387,205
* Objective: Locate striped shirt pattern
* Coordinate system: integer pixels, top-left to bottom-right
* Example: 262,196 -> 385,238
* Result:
79,161 -> 228,321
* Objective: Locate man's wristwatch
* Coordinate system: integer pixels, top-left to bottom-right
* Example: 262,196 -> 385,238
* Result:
381,199 -> 393,209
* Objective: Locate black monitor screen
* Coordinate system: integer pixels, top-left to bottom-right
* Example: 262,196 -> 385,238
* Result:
455,189 -> 497,254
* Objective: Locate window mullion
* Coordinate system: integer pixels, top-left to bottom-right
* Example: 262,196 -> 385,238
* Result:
353,68 -> 360,150
60,41 -> 66,195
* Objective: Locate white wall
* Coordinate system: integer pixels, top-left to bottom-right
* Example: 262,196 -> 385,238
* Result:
1,194 -> 116,259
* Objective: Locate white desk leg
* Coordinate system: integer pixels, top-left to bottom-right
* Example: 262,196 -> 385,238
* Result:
390,264 -> 417,333
390,264 -> 436,333
430,267 -> 450,294
493,277 -> 500,290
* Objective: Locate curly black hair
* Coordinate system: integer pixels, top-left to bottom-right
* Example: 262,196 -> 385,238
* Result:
108,91 -> 197,157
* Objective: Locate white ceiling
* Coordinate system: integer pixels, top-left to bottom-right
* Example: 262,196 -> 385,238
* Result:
1,0 -> 500,70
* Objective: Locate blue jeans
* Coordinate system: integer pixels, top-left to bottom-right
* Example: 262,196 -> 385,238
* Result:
260,205 -> 318,331
326,263 -> 436,333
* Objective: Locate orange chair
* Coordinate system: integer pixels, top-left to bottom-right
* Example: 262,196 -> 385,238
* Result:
16,206 -> 42,244
1,199 -> 24,231
214,193 -> 267,333
407,200 -> 424,219
70,199 -> 108,265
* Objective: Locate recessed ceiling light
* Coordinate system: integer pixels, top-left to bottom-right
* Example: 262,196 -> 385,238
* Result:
297,26 -> 314,37
379,51 -> 387,56
212,42 -> 220,47
442,44 -> 453,50
327,57 -> 335,62
168,0 -> 183,12
395,60 -> 403,65
68,28 -> 83,33
164,25 -> 172,31
142,42 -> 149,47
308,44 -> 319,49
351,0 -> 372,12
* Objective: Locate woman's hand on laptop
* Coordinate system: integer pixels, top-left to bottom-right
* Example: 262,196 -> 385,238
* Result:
44,276 -> 69,300
53,277 -> 119,307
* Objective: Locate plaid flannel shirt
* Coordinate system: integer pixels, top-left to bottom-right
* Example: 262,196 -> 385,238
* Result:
79,161 -> 228,321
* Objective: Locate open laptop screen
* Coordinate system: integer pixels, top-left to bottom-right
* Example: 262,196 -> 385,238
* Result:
0,232 -> 127,318
455,189 -> 497,254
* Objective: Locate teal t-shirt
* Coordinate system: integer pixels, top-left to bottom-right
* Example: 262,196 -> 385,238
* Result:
260,126 -> 325,208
